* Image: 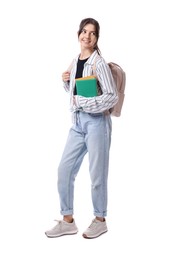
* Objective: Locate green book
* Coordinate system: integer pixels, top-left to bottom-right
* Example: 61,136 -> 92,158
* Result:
75,76 -> 97,97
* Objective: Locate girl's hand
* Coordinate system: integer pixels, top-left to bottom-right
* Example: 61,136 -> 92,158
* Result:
62,71 -> 70,82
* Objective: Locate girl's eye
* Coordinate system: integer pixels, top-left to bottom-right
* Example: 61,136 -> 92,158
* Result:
81,30 -> 96,36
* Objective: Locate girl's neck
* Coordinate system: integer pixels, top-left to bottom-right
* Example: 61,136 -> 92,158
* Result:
79,49 -> 94,60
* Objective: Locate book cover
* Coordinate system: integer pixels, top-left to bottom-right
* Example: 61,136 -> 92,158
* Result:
75,76 -> 97,97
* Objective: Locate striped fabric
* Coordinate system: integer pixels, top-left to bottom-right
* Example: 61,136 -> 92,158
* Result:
63,50 -> 119,114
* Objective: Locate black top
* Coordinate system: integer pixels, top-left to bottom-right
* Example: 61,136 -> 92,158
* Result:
74,57 -> 88,95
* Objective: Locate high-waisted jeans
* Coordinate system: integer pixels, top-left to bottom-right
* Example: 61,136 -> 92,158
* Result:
57,111 -> 112,217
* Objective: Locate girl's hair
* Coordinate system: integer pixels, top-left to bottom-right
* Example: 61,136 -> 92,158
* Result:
78,18 -> 101,55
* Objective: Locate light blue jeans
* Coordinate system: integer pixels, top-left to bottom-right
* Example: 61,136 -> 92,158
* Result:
57,111 -> 112,218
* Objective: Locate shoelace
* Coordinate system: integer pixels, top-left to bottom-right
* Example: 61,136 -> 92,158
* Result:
88,219 -> 98,229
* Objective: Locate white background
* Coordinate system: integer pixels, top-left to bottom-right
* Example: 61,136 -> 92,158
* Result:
0,0 -> 182,259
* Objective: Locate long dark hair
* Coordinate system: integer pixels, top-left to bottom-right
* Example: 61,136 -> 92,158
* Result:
78,18 -> 101,55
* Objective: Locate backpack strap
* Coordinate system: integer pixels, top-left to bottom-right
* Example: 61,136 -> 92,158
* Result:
91,56 -> 104,97
67,59 -> 75,72
91,56 -> 100,79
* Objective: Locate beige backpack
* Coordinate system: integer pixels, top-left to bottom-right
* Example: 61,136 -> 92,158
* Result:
93,61 -> 126,117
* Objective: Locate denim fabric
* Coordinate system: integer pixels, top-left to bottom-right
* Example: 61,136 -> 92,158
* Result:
57,111 -> 112,217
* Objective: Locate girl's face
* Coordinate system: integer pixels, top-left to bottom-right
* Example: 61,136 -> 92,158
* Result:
78,23 -> 97,51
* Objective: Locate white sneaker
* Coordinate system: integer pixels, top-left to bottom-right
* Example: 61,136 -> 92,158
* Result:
45,219 -> 78,238
82,218 -> 108,239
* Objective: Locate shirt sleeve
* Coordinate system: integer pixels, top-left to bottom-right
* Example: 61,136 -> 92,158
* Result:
74,60 -> 119,113
63,81 -> 70,92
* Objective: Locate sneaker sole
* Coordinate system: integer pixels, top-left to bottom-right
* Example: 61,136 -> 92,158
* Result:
82,230 -> 108,239
45,231 -> 78,238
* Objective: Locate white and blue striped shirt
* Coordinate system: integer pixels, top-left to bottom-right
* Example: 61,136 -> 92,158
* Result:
63,50 -> 118,115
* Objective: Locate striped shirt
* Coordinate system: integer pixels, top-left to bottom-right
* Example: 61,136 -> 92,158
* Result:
63,50 -> 118,115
